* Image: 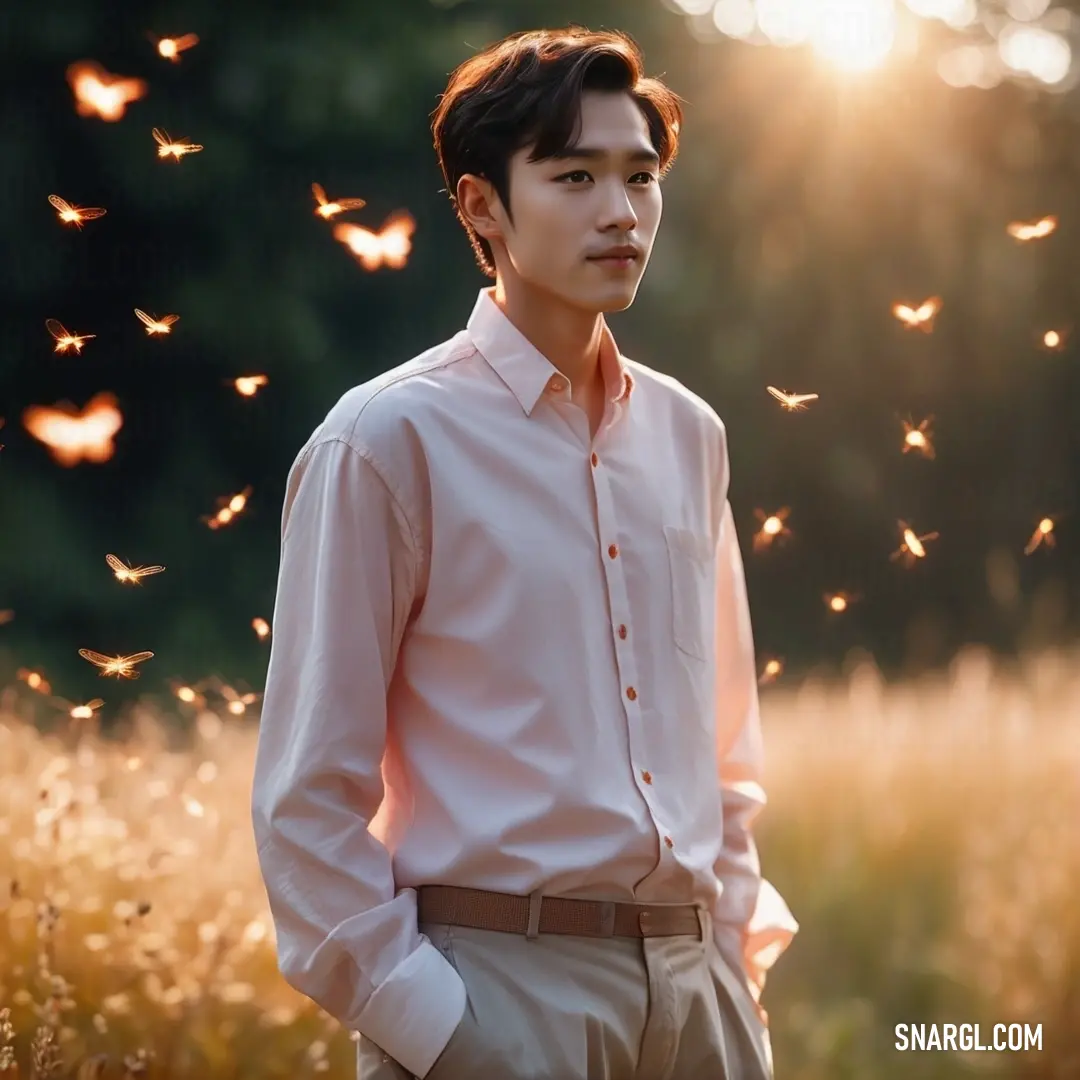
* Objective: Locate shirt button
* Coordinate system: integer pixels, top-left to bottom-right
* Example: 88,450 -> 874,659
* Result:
617,624 -> 627,639
608,543 -> 619,559
626,686 -> 637,701
641,770 -> 652,784
549,377 -> 566,393
664,835 -> 674,849
591,452 -> 599,467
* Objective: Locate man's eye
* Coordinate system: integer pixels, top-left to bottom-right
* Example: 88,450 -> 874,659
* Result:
555,171 -> 657,184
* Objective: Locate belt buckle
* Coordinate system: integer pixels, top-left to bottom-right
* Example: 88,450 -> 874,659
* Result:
579,900 -> 616,937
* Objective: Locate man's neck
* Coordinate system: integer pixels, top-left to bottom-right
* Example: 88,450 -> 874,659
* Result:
492,277 -> 605,397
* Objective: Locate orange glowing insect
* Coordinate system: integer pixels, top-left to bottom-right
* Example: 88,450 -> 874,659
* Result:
901,415 -> 936,459
332,211 -> 416,271
202,485 -> 253,529
106,553 -> 166,584
752,508 -> 792,553
66,60 -> 147,121
758,657 -> 784,685
171,680 -> 208,709
1024,516 -> 1057,555
1038,327 -> 1070,352
152,127 -> 204,161
890,520 -> 939,566
49,194 -> 107,229
220,684 -> 261,716
58,697 -> 105,720
252,617 -> 270,640
766,386 -> 819,411
134,308 -> 179,335
22,392 -> 123,466
229,375 -> 269,397
78,649 -> 155,679
45,319 -> 96,354
823,591 -> 861,613
149,32 -> 200,62
891,296 -> 941,332
0,609 -> 14,626
312,182 -> 367,220
17,669 -> 51,694
1006,215 -> 1057,242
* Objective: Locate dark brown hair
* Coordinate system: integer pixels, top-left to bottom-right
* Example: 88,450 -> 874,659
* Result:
430,25 -> 685,279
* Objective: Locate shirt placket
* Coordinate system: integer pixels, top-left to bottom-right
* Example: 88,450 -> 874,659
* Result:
588,446 -> 676,878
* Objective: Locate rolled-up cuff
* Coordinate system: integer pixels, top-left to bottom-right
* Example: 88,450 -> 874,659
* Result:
352,938 -> 468,1078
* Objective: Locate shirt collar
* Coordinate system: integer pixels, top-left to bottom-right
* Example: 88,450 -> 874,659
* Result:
465,286 -> 635,417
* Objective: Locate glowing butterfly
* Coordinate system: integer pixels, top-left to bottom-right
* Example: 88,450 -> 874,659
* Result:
332,211 -> 416,270
1024,516 -> 1057,555
766,386 -> 819,411
752,508 -> 792,553
901,415 -> 935,459
312,182 -> 367,220
1006,215 -> 1056,241
891,297 -> 941,332
22,392 -> 123,466
66,60 -> 147,121
49,194 -> 107,229
252,617 -> 270,640
134,308 -> 179,335
106,553 -> 166,584
78,649 -> 154,679
890,520 -> 939,566
149,32 -> 199,62
152,127 -> 203,161
46,319 -> 96,354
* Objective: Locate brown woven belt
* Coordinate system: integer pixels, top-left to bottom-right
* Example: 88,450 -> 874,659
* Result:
416,884 -> 704,940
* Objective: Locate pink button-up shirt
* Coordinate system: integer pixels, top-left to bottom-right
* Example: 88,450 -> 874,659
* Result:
251,285 -> 798,1079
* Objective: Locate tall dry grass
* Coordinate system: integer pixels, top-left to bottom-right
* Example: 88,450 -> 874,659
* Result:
1,642 -> 1078,1078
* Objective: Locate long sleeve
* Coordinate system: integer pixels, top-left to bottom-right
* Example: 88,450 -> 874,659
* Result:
250,436 -> 466,1079
711,497 -> 799,1020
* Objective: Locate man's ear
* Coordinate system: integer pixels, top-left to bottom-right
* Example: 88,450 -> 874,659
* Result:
456,173 -> 503,243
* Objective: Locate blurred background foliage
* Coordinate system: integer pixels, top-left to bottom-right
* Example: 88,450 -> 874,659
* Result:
0,0 -> 1078,713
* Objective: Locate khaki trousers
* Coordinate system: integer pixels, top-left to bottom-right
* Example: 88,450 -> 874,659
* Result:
357,907 -> 774,1079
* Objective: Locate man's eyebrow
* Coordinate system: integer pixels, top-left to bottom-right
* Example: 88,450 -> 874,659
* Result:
548,146 -> 661,165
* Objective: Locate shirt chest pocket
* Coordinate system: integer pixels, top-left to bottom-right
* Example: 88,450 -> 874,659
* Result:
663,525 -> 714,663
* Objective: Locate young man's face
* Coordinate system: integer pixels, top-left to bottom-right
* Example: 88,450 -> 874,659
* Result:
466,89 -> 664,313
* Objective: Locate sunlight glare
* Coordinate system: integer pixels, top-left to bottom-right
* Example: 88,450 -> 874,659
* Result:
1005,0 -> 1051,19
754,0 -> 896,70
998,24 -> 1072,85
812,0 -> 896,71
713,0 -> 757,38
903,0 -> 978,28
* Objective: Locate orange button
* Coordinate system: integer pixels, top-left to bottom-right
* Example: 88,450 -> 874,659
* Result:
591,452 -> 599,467
664,835 -> 674,849
626,686 -> 637,701
617,624 -> 627,639
642,770 -> 652,784
608,544 -> 619,559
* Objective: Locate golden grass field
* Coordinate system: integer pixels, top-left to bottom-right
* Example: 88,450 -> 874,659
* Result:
1,642 -> 1078,1080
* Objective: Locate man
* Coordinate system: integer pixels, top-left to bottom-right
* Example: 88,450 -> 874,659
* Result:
251,24 -> 798,1080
